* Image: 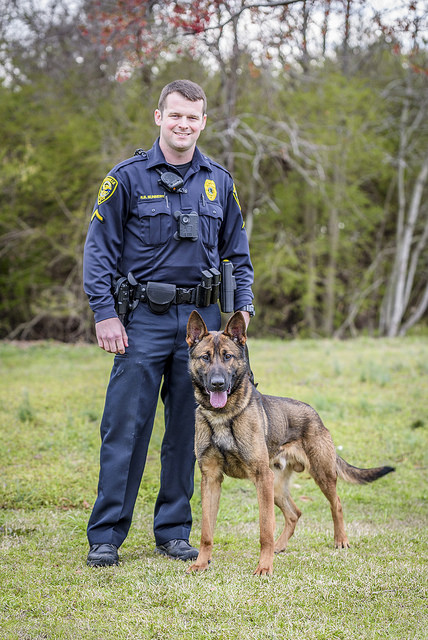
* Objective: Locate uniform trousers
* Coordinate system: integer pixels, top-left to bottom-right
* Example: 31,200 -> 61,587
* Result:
87,301 -> 221,548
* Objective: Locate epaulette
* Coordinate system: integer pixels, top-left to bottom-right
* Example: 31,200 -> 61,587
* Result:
111,151 -> 148,173
205,156 -> 232,179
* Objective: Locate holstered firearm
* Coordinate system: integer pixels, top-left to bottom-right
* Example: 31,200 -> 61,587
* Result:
113,276 -> 131,324
220,260 -> 236,313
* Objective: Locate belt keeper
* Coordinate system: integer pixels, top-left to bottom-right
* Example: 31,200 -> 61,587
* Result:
135,283 -> 146,302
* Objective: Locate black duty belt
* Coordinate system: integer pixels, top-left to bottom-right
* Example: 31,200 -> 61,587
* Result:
136,280 -> 218,314
113,269 -> 221,319
138,282 -> 196,305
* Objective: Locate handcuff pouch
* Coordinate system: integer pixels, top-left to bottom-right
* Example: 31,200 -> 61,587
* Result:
146,282 -> 176,314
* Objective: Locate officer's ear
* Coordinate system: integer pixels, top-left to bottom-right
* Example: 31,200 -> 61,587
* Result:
154,109 -> 162,127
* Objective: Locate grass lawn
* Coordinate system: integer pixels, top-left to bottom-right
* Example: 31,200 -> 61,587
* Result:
0,336 -> 427,639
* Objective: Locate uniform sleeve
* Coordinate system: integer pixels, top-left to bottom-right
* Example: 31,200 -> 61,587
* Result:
218,181 -> 254,310
83,173 -> 129,323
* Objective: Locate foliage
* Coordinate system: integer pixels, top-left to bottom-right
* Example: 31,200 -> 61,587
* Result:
0,338 -> 427,638
0,77 -> 102,340
0,1 -> 427,339
248,69 -> 390,337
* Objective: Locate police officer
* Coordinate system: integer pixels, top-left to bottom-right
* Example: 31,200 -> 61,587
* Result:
83,79 -> 254,566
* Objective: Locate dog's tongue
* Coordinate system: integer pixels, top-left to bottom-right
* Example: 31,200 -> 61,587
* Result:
209,390 -> 228,409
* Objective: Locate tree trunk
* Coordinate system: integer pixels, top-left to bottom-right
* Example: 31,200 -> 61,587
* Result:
381,150 -> 428,337
324,201 -> 339,336
304,200 -> 317,334
324,154 -> 343,336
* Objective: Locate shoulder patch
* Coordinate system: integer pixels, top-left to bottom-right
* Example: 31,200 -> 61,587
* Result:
98,176 -> 118,205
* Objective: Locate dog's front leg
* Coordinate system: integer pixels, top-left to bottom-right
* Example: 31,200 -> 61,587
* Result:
187,469 -> 222,573
253,466 -> 275,576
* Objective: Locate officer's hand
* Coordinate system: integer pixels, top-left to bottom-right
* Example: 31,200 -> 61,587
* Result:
95,318 -> 129,354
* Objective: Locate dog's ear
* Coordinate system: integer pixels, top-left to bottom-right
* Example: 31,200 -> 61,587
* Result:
224,311 -> 247,345
186,310 -> 209,348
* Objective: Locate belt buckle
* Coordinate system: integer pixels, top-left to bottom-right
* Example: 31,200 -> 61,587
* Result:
176,287 -> 195,304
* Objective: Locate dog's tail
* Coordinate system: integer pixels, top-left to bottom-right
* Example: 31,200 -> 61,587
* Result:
336,455 -> 395,484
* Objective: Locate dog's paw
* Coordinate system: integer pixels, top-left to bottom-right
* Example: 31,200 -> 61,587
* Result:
334,538 -> 350,549
253,564 -> 273,576
186,562 -> 209,573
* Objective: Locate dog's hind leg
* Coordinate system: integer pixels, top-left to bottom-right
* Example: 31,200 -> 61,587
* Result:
188,467 -> 223,573
272,464 -> 302,553
308,456 -> 350,549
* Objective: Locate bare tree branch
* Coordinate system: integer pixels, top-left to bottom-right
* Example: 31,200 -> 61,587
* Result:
186,0 -> 304,34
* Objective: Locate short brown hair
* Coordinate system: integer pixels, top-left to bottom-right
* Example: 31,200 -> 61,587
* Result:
158,79 -> 207,115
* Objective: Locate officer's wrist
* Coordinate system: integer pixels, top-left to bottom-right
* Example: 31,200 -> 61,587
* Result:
236,304 -> 255,318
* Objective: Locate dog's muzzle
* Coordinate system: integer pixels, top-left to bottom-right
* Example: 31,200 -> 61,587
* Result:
207,374 -> 230,409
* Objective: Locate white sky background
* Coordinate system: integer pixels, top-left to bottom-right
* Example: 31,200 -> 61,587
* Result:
145,1 -> 427,76
224,0 -> 428,64
2,0 -> 427,81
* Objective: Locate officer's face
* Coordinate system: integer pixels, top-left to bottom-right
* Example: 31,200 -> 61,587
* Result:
154,92 -> 207,162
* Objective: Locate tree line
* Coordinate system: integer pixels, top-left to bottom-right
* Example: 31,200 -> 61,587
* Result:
0,0 -> 427,340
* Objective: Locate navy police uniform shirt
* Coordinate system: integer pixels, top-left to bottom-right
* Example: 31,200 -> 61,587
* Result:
83,139 -> 254,323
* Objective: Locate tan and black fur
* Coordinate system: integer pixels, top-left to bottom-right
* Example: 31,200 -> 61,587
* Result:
186,311 -> 394,576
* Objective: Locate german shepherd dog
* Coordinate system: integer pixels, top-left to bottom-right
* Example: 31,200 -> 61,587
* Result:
186,311 -> 394,576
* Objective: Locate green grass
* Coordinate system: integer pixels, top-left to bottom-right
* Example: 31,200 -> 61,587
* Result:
0,337 -> 427,639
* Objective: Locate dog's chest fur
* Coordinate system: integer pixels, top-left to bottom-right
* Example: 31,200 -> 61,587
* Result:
198,410 -> 250,478
212,422 -> 237,454
201,410 -> 237,452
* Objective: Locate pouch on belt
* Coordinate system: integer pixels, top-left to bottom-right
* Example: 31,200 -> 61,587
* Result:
146,282 -> 176,314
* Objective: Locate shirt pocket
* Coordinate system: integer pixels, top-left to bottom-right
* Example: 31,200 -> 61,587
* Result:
138,200 -> 172,246
199,202 -> 223,248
